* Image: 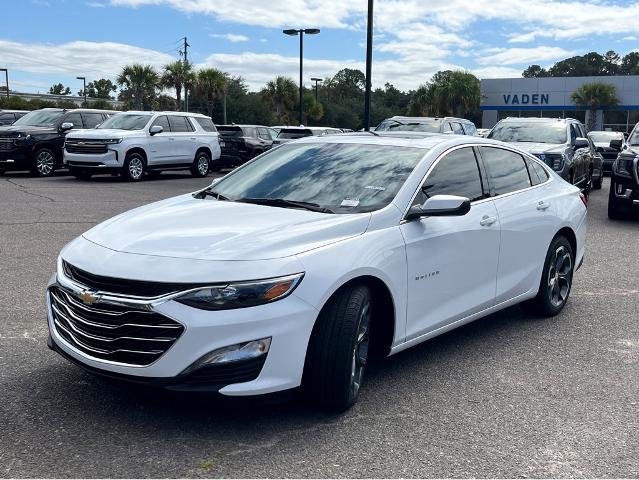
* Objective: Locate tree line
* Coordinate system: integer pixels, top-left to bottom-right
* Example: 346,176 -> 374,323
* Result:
523,50 -> 639,78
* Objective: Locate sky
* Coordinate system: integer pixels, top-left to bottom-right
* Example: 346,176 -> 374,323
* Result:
1,0 -> 639,95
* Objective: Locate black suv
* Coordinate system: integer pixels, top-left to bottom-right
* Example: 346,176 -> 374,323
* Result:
215,124 -> 275,170
608,123 -> 639,219
0,110 -> 27,126
0,108 -> 115,176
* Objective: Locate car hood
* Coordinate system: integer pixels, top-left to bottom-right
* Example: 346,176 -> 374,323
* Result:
0,125 -> 57,136
82,194 -> 371,261
67,128 -> 142,139
508,142 -> 566,155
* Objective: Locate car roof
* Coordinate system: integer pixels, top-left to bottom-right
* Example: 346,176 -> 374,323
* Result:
0,109 -> 28,113
124,111 -> 209,117
387,115 -> 473,123
499,117 -> 577,124
218,124 -> 269,128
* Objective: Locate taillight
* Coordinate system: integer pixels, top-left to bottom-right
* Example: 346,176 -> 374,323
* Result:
579,192 -> 588,208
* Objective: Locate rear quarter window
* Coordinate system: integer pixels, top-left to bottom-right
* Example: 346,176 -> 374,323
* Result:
193,117 -> 217,132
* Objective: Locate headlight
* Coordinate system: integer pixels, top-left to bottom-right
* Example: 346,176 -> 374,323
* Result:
175,273 -> 304,311
104,138 -> 123,144
614,156 -> 635,178
545,154 -> 565,171
15,133 -> 31,142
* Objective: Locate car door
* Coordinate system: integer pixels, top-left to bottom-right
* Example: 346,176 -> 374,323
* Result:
146,115 -> 173,165
257,127 -> 273,151
478,146 -> 557,304
400,146 -> 500,341
167,115 -> 194,163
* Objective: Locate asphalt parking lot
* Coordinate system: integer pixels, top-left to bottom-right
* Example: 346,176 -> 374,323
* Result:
1,172 -> 637,478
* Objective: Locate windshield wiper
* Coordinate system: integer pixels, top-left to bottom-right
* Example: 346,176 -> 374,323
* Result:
196,189 -> 231,201
239,197 -> 334,213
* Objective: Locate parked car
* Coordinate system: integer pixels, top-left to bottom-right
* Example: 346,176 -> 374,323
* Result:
588,130 -> 626,175
488,117 -> 593,192
608,123 -> 639,219
47,133 -> 586,411
216,125 -> 274,170
375,116 -> 478,136
64,111 -> 221,181
587,136 -> 604,190
273,126 -> 339,145
0,109 -> 28,126
0,108 -> 115,176
477,128 -> 491,137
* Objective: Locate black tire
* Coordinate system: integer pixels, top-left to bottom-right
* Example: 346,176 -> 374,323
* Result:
122,152 -> 145,182
30,147 -> 56,177
303,284 -> 372,411
523,235 -> 574,317
191,151 -> 211,178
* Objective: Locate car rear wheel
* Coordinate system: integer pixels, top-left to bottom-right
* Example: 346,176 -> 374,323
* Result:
122,152 -> 145,182
523,235 -> 574,317
303,284 -> 372,411
31,148 -> 56,177
191,151 -> 210,178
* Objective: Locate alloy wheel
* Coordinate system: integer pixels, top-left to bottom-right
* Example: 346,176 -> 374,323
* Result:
128,157 -> 143,180
547,245 -> 572,308
197,155 -> 209,175
36,150 -> 55,176
350,301 -> 371,397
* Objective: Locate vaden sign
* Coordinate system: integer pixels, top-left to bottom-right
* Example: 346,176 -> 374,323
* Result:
503,93 -> 549,105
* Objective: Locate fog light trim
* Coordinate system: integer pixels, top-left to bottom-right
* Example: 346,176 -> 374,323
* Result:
180,337 -> 271,376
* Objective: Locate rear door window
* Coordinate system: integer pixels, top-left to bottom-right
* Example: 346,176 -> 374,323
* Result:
82,112 -> 104,128
531,159 -> 549,183
450,122 -> 464,135
168,115 -> 190,133
480,147 -> 532,195
242,127 -> 257,138
258,128 -> 271,140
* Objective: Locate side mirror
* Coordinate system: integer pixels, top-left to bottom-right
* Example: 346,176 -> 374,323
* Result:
574,137 -> 589,149
149,125 -> 163,135
60,122 -> 74,132
610,139 -> 623,150
405,195 -> 471,221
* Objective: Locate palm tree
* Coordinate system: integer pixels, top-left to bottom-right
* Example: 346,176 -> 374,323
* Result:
117,64 -> 159,110
263,76 -> 297,123
571,82 -> 619,132
195,68 -> 228,118
407,70 -> 480,118
161,61 -> 194,111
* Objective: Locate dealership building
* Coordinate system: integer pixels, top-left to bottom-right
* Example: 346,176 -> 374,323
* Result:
480,75 -> 639,132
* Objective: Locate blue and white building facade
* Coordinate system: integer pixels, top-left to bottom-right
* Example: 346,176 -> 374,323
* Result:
481,75 -> 639,132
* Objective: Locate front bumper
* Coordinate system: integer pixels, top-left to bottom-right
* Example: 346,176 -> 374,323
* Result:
64,149 -> 122,171
0,146 -> 32,169
610,175 -> 639,209
46,250 -> 317,396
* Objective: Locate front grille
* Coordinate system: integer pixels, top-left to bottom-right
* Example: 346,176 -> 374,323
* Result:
65,141 -> 108,155
63,261 -> 204,297
0,138 -> 14,152
49,286 -> 184,366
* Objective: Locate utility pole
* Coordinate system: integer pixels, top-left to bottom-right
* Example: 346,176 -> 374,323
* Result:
0,68 -> 8,100
77,76 -> 86,106
283,28 -> 320,126
363,0 -> 374,131
311,77 -> 322,102
182,36 -> 190,112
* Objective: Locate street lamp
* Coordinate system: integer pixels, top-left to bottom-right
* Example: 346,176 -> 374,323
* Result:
0,68 -> 8,100
76,76 -> 86,106
283,28 -> 320,125
363,0 -> 374,131
311,77 -> 323,102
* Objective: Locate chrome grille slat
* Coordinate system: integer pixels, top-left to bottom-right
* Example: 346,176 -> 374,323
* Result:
49,286 -> 184,366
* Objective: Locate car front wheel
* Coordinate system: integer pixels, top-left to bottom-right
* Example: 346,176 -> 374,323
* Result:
31,148 -> 56,177
303,284 -> 372,411
523,235 -> 574,317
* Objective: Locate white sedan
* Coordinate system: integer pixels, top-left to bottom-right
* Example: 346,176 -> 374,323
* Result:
46,133 -> 587,410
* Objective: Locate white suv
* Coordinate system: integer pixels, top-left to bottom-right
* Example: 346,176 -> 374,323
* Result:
63,111 -> 221,181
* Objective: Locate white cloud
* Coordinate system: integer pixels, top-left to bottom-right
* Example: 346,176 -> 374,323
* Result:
623,36 -> 638,41
209,33 -> 249,42
0,40 -> 174,80
478,46 -> 574,66
87,1 -> 106,7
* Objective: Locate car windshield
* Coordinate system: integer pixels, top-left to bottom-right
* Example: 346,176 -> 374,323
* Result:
376,119 -> 441,133
98,114 -> 151,130
218,126 -> 243,137
208,142 -> 427,213
588,132 -> 623,143
12,110 -> 64,127
278,129 -> 313,139
629,129 -> 639,145
488,122 -> 567,144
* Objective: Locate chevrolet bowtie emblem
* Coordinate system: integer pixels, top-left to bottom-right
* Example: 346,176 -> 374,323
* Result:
78,289 -> 100,305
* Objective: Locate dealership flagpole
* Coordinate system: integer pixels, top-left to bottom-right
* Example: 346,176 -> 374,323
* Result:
363,0 -> 373,131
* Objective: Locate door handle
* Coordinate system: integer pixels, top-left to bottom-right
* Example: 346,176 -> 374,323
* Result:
537,201 -> 551,211
190,137 -> 196,140
480,215 -> 497,226
168,138 -> 175,141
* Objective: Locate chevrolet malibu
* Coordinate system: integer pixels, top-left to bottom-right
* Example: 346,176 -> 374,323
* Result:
47,133 -> 587,410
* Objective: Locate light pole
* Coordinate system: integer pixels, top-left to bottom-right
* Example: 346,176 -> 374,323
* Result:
363,0 -> 374,131
77,76 -> 86,106
311,77 -> 322,102
0,68 -> 8,100
283,28 -> 320,125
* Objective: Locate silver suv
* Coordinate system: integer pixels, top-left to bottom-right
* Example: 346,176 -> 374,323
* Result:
488,117 -> 592,190
375,116 -> 478,136
63,111 -> 221,181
